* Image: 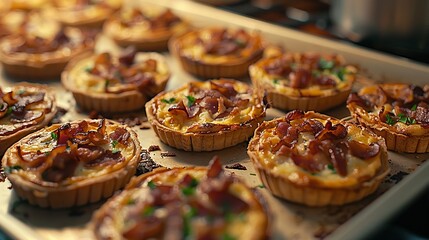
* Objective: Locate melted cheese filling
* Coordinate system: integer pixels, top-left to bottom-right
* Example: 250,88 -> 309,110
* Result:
154,81 -> 265,132
256,118 -> 382,188
8,121 -> 136,185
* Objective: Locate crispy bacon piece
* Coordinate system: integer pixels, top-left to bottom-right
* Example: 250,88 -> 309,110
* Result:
17,147 -> 46,168
168,101 -> 188,117
10,110 -> 44,123
75,145 -> 105,163
315,75 -> 336,86
263,57 -> 292,77
348,140 -> 380,159
199,96 -> 219,115
210,81 -> 237,98
328,141 -> 348,176
150,9 -> 181,29
315,121 -> 347,141
275,122 -> 291,138
118,46 -> 137,66
122,216 -> 163,239
163,202 -> 184,240
207,156 -> 223,178
284,110 -> 305,121
289,68 -> 311,89
290,149 -> 328,173
151,185 -> 180,206
109,127 -> 130,145
84,150 -> 124,167
298,119 -> 324,135
42,150 -> 79,183
347,92 -> 368,108
2,91 -> 17,105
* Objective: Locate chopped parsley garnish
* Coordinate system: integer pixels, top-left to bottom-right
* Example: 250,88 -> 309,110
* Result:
183,207 -> 197,238
273,79 -> 280,84
181,178 -> 199,196
257,184 -> 265,189
127,198 -> 136,205
249,173 -> 256,176
147,180 -> 156,189
234,39 -> 246,47
186,95 -> 196,107
222,233 -> 237,240
143,206 -> 155,216
51,132 -> 58,140
385,114 -> 396,125
6,106 -> 13,115
84,66 -> 93,73
397,113 -> 416,125
5,165 -> 22,174
319,58 -> 334,70
161,97 -> 176,104
111,140 -> 118,148
327,164 -> 337,174
335,67 -> 347,81
104,80 -> 110,89
411,104 -> 417,111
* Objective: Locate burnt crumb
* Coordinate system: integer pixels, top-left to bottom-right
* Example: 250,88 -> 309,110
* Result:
225,163 -> 247,170
49,106 -> 68,125
8,184 -> 12,190
68,208 -> 86,217
0,167 -> 6,182
89,110 -> 103,119
148,145 -> 161,152
139,124 -> 151,130
136,149 -> 162,176
116,117 -> 144,127
389,171 -> 409,184
161,151 -> 176,158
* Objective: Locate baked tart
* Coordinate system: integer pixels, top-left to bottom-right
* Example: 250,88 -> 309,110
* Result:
48,0 -> 122,28
0,83 -> 57,157
146,79 -> 268,151
347,83 -> 429,153
247,110 -> 389,206
169,27 -> 264,78
249,51 -> 357,111
91,156 -> 270,240
62,47 -> 170,113
2,119 -> 141,208
0,15 -> 95,79
104,6 -> 190,51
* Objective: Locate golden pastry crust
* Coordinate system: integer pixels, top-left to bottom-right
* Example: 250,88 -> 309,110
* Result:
62,49 -> 170,113
0,15 -> 95,79
48,0 -> 122,28
247,110 -> 389,206
249,51 -> 356,111
0,83 -> 57,157
91,157 -> 270,240
347,83 -> 429,153
104,7 -> 191,51
169,27 -> 264,78
2,119 -> 141,208
9,0 -> 48,11
146,79 -> 268,151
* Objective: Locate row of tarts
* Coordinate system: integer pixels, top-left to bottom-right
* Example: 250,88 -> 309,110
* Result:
1,2 -> 429,240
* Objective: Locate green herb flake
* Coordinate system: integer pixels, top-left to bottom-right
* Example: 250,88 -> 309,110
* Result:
51,132 -> 58,140
385,114 -> 396,125
112,149 -> 121,154
411,104 -> 417,111
147,180 -> 156,189
234,39 -> 246,47
327,164 -> 337,174
273,79 -> 280,85
319,58 -> 334,70
398,113 -> 408,124
111,140 -> 118,148
249,173 -> 256,176
181,178 -> 199,196
257,184 -> 265,189
104,80 -> 110,89
186,95 -> 196,107
127,198 -> 136,205
335,67 -> 347,81
161,97 -> 176,104
143,206 -> 155,217
6,106 -> 13,115
183,207 -> 197,238
5,165 -> 22,174
84,66 -> 93,73
222,233 -> 237,240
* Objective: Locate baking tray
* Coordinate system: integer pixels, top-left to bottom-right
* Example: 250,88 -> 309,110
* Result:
1,0 -> 429,239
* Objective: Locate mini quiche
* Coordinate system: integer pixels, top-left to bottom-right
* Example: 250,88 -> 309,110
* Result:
0,83 -> 57,157
146,79 -> 268,151
104,6 -> 190,51
347,83 -> 429,153
91,157 -> 270,240
2,119 -> 141,209
247,110 -> 389,206
62,48 -> 170,113
169,27 -> 264,78
47,0 -> 122,28
249,51 -> 357,111
0,14 -> 95,79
